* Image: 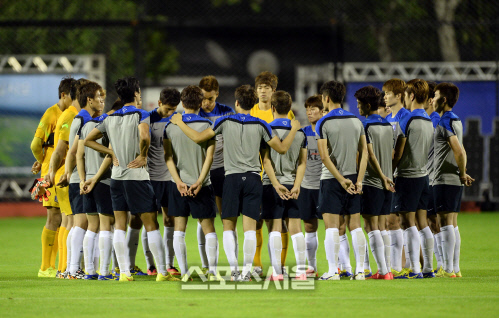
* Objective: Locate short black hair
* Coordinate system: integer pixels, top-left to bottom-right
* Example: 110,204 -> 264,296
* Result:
180,86 -> 203,110
435,82 -> 460,108
71,78 -> 89,101
78,82 -> 102,108
304,95 -> 323,110
427,81 -> 437,99
235,85 -> 257,110
59,76 -> 75,99
160,87 -> 181,106
271,91 -> 292,115
114,76 -> 140,104
320,80 -> 346,104
354,85 -> 382,110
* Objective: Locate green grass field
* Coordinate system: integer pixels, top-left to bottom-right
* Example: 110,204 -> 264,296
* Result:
1,213 -> 498,317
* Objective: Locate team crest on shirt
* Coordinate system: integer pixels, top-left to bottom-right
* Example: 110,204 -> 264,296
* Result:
186,116 -> 191,120
283,121 -> 289,126
242,177 -> 246,181
378,118 -> 382,122
122,107 -> 128,112
339,110 -> 343,115
241,117 -> 245,121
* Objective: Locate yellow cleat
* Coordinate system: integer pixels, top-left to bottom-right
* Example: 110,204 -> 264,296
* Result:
455,271 -> 462,278
156,272 -> 181,282
442,270 -> 456,278
207,273 -> 225,282
38,267 -> 57,278
391,269 -> 409,279
119,274 -> 134,282
201,267 -> 209,275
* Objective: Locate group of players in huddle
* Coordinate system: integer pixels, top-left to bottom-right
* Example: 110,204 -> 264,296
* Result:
32,70 -> 471,282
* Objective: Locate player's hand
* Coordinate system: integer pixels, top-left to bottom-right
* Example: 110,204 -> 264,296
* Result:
290,119 -> 301,130
170,113 -> 183,125
79,180 -> 86,194
187,181 -> 202,197
177,182 -> 188,196
127,155 -> 147,168
382,176 -> 395,192
56,173 -> 69,187
355,181 -> 363,194
83,178 -> 97,194
460,174 -> 474,187
43,171 -> 54,187
110,151 -> 119,166
274,183 -> 290,200
340,178 -> 356,195
289,186 -> 300,200
31,161 -> 42,175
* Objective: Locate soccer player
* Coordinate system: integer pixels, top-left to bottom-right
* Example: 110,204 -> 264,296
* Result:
433,82 -> 473,278
299,95 -> 323,277
260,91 -> 307,280
356,86 -> 395,280
84,76 -> 172,282
32,76 -> 74,277
316,80 -> 368,281
197,76 -> 235,273
382,78 -> 410,278
392,79 -> 434,279
163,85 -> 221,281
146,87 -> 181,276
250,71 -> 294,276
169,84 -> 300,281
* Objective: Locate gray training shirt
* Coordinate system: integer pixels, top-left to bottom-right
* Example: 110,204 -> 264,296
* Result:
301,125 -> 322,190
148,108 -> 172,182
316,108 -> 365,180
427,111 -> 441,184
96,105 -> 151,181
69,109 -> 92,184
213,113 -> 273,176
80,114 -> 111,185
164,113 -> 213,187
433,111 -> 464,186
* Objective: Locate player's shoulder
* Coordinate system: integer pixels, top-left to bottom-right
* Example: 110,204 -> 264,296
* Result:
269,118 -> 291,129
149,108 -> 162,123
302,125 -> 317,136
213,102 -> 235,115
438,111 -> 460,127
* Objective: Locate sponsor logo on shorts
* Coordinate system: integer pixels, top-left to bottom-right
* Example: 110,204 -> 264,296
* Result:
242,177 -> 246,181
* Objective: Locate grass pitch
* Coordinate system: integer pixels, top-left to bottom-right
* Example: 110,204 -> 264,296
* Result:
0,213 -> 498,317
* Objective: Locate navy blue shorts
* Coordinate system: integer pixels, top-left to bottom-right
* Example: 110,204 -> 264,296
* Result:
298,187 -> 321,220
83,182 -> 114,216
261,184 -> 300,220
433,184 -> 463,213
393,176 -> 430,213
222,172 -> 262,220
318,174 -> 361,215
110,179 -> 157,215
69,183 -> 84,215
427,185 -> 437,216
210,167 -> 225,198
168,184 -> 217,219
361,185 -> 393,216
151,180 -> 171,211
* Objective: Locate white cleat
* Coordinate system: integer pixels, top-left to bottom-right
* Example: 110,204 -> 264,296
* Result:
351,272 -> 365,280
319,272 -> 340,281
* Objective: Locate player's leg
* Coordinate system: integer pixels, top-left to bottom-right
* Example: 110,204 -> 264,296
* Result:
281,219 -> 289,270
196,220 -> 209,273
69,191 -> 87,278
200,217 -> 221,280
362,217 -> 372,276
162,206 -> 177,275
141,224 -> 155,275
322,213 -> 340,279
39,206 -> 61,277
83,213 -> 99,279
126,214 -> 144,275
345,213 -> 367,280
241,215 -> 258,280
98,213 -> 115,280
65,214 -> 74,278
222,217 -> 239,278
304,220 -> 318,276
380,191 -> 392,275
439,211 -> 455,277
453,212 -> 461,276
58,212 -> 68,277
338,216 -> 353,277
265,218 -> 283,278
288,213 -> 306,279
399,211 -> 422,277
253,219 -> 264,274
417,209 -> 434,276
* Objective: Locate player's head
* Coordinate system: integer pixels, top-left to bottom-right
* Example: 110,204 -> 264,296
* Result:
159,87 -> 180,117
255,71 -> 278,104
199,75 -> 219,111
78,82 -> 103,114
377,91 -> 391,117
304,95 -> 323,124
180,85 -> 203,111
355,85 -> 382,117
320,80 -> 346,106
425,81 -> 437,111
234,85 -> 258,111
71,78 -> 90,102
433,82 -> 459,113
382,78 -> 406,108
271,91 -> 292,116
59,76 -> 75,106
114,76 -> 141,105
404,79 -> 429,109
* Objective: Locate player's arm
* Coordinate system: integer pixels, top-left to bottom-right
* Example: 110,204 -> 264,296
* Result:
169,113 -> 215,143
76,139 -> 86,192
367,143 -> 395,192
59,134 -> 79,187
45,140 -> 68,186
318,139 -> 355,194
355,135 -> 368,193
289,148 -> 307,199
261,146 -> 289,200
128,123 -> 149,168
392,136 -> 406,174
30,137 -> 44,174
267,120 -> 301,154
83,153 -> 112,194
84,128 -> 113,157
163,139 -> 188,196
188,140 -> 216,197
448,136 -> 474,186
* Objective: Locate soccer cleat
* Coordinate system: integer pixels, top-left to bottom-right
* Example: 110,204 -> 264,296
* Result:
207,273 -> 225,282
378,272 -> 393,280
251,266 -> 264,277
181,274 -> 193,282
56,270 -> 63,278
166,267 -> 180,276
351,272 -> 365,280
319,272 -> 340,281
407,272 -> 423,279
455,271 -> 462,277
84,274 -> 98,280
442,271 -> 456,278
119,274 -> 134,282
282,267 -> 289,278
423,271 -> 436,278
368,271 -> 380,279
237,273 -> 252,282
75,269 -> 85,279
230,270 -> 241,282
364,270 -> 372,278
435,267 -> 445,278
201,267 -> 209,275
267,274 -> 284,281
401,268 -> 412,276
130,266 -> 147,276
38,268 -> 56,278
156,272 -> 181,282
147,267 -> 157,275
98,274 -> 115,280
112,267 -> 120,276
306,269 -> 319,278
392,269 -> 409,279
295,273 -> 308,281
340,270 -> 353,278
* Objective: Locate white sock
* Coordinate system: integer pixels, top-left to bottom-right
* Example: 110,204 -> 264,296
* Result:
381,230 -> 391,271
164,227 -> 175,268
233,228 -> 239,262
339,234 -> 352,272
205,232 -> 219,274
173,231 -> 187,275
368,230 -> 388,275
419,226 -> 434,273
111,248 -> 118,271
390,229 -> 404,272
434,232 -> 443,269
113,229 -> 131,276
142,227 -> 155,271
454,226 -> 461,273
66,227 -> 73,273
305,232 -> 318,271
404,243 -> 411,269
291,232 -> 306,275
223,231 -> 238,272
83,230 -> 97,275
69,226 -> 86,275
126,226 -> 140,269
404,226 -> 421,274
350,228 -> 366,274
93,233 -> 100,272
440,225 -> 455,273
242,230 -> 257,277
99,231 -> 113,276
324,228 -> 339,275
364,241 -> 371,272
268,231 -> 282,276
197,223 -> 209,269
146,229 -> 166,275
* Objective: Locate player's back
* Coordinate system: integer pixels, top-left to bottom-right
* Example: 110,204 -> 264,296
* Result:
386,107 -> 410,147
80,114 -> 111,184
427,111 -> 441,184
148,109 -> 172,182
433,111 -> 463,186
53,106 -> 78,176
69,109 -> 93,184
316,108 -> 364,179
301,125 -> 321,190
